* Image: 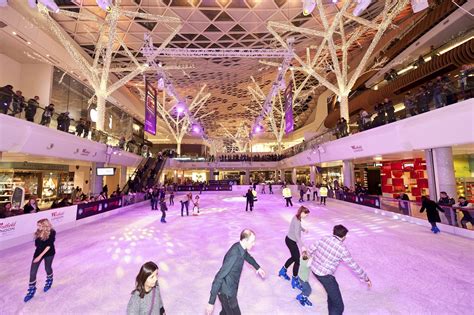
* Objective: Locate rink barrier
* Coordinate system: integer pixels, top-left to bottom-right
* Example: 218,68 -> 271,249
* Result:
0,198 -> 148,251
329,198 -> 474,239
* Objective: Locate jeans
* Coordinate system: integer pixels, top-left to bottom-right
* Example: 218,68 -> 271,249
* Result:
299,191 -> 304,202
314,274 -> 344,315
320,196 -> 327,205
300,280 -> 312,297
313,191 -> 318,201
151,198 -> 158,210
433,93 -> 445,108
284,236 -> 300,277
169,196 -> 174,205
161,209 -> 166,221
29,255 -> 54,284
180,201 -> 189,216
245,200 -> 254,211
218,294 -> 241,315
285,197 -> 293,207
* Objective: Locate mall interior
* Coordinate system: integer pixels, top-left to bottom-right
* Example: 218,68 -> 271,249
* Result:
0,0 -> 473,314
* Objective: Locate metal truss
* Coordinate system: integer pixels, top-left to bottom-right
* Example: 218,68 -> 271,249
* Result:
147,48 -> 294,59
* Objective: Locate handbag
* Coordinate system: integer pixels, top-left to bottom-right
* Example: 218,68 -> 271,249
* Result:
148,286 -> 156,315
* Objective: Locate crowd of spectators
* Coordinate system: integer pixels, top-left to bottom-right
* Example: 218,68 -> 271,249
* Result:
0,84 -> 149,156
207,153 -> 284,162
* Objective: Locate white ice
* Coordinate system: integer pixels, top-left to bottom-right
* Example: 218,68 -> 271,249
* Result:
0,191 -> 473,314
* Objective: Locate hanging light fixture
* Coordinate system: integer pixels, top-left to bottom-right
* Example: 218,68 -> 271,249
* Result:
28,0 -> 60,13
353,0 -> 372,17
302,0 -> 316,16
96,0 -> 113,11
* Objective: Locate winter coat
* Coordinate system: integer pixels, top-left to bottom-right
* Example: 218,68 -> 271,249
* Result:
420,199 -> 445,223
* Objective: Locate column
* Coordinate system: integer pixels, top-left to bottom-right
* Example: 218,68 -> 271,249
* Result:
208,167 -> 214,181
90,162 -> 104,195
309,166 -> 316,184
342,160 -> 354,188
119,165 -> 127,188
173,170 -> 178,183
425,147 -> 457,199
279,169 -> 284,183
292,168 -> 297,184
274,170 -> 278,182
243,170 -> 250,185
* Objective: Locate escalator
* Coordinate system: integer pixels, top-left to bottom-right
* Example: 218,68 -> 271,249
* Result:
145,157 -> 167,187
121,157 -> 154,194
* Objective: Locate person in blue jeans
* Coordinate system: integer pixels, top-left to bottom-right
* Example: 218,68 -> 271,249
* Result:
308,225 -> 371,315
296,251 -> 313,307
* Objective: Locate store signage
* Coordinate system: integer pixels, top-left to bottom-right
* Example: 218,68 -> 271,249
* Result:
284,81 -> 294,134
0,221 -> 17,237
0,162 -> 68,171
351,145 -> 363,152
80,149 -> 91,156
76,197 -> 123,220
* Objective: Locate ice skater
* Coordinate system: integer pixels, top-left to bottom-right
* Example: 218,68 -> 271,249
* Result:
169,190 -> 174,206
296,250 -> 313,307
319,185 -> 328,205
127,261 -> 166,315
279,206 -> 310,290
192,195 -> 200,215
312,183 -> 319,201
269,182 -> 273,194
261,182 -> 266,194
159,197 -> 167,223
24,219 -> 56,302
308,225 -> 371,315
420,196 -> 445,233
282,185 -> 293,207
206,229 -> 266,315
244,188 -> 254,212
180,193 -> 191,216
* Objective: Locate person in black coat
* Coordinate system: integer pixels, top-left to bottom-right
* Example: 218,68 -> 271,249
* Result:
25,96 -> 40,122
244,188 -> 254,212
420,196 -> 445,233
0,84 -> 14,114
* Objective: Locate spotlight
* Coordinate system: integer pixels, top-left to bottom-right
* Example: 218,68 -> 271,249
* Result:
157,77 -> 165,90
176,106 -> 184,115
353,0 -> 371,17
255,125 -> 262,133
0,0 -> 8,8
302,0 -> 316,16
96,0 -> 112,11
192,125 -> 201,133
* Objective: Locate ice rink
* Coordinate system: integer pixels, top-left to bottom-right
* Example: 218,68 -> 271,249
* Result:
0,190 -> 473,314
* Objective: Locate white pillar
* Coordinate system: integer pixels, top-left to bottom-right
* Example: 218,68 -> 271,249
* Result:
343,160 -> 354,188
292,168 -> 297,185
90,162 -> 104,195
279,169 -> 284,183
119,165 -> 127,188
425,147 -> 457,199
244,170 -> 250,185
309,166 -> 316,184
173,170 -> 178,183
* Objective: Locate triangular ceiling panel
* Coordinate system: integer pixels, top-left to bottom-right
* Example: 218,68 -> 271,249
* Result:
226,9 -> 251,21
269,11 -> 288,22
252,9 -> 276,22
282,8 -> 303,20
187,10 -> 211,22
240,12 -> 261,23
215,22 -> 236,32
171,7 -> 194,20
204,33 -> 224,41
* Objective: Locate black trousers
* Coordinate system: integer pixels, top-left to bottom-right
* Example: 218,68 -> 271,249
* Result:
314,273 -> 344,315
151,198 -> 158,210
218,294 -> 241,315
313,191 -> 318,201
284,236 -> 300,277
169,196 -> 174,205
180,201 -> 189,216
285,197 -> 293,207
245,200 -> 253,211
161,209 -> 166,221
299,191 -> 304,202
269,187 -> 273,194
320,196 -> 327,205
29,255 -> 54,284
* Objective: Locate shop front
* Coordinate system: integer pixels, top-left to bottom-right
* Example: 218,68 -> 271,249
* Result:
319,166 -> 343,187
0,162 -> 75,209
453,154 -> 474,202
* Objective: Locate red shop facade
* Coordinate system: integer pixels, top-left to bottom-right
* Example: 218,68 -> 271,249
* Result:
381,158 -> 429,202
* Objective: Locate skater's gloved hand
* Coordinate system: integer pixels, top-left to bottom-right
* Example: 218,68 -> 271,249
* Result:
256,268 -> 266,278
206,303 -> 214,315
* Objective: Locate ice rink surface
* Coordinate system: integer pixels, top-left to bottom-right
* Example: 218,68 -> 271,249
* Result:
0,190 -> 473,315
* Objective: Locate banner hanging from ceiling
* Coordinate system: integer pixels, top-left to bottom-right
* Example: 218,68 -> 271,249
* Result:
144,79 -> 157,135
284,81 -> 294,134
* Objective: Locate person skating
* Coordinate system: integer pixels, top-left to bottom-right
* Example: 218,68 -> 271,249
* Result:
308,225 -> 371,315
206,229 -> 266,315
127,261 -> 166,315
319,185 -> 328,205
296,250 -> 313,307
279,206 -> 310,290
269,182 -> 273,194
180,193 -> 191,216
420,196 -> 445,233
192,195 -> 200,215
169,190 -> 174,206
313,183 -> 320,202
159,198 -> 167,223
282,185 -> 293,207
24,219 -> 56,302
298,183 -> 306,202
244,188 -> 254,212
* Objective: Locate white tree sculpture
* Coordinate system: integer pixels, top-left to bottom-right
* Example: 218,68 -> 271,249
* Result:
219,122 -> 250,152
248,70 -> 315,151
155,85 -> 212,155
267,0 -> 409,122
35,1 -> 181,130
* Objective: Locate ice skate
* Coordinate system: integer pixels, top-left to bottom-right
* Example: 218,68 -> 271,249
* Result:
291,276 -> 301,289
24,285 -> 36,302
278,266 -> 290,280
44,274 -> 53,292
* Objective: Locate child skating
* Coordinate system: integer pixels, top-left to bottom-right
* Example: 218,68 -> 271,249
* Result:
296,251 -> 313,307
192,195 -> 200,216
159,198 -> 167,223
